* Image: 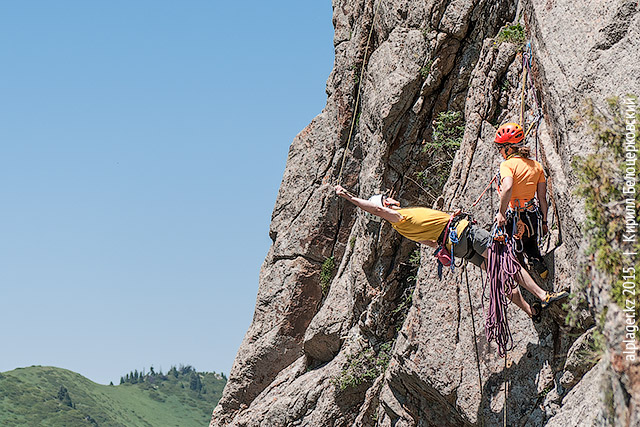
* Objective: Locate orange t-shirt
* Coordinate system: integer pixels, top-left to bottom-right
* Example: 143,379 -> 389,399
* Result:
499,155 -> 545,208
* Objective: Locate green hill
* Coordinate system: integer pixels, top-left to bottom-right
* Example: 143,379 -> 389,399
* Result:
0,365 -> 226,426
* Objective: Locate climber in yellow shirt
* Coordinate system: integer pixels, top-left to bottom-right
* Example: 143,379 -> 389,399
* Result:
335,185 -> 555,320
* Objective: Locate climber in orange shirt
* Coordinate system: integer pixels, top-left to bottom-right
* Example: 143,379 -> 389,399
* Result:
494,123 -> 550,280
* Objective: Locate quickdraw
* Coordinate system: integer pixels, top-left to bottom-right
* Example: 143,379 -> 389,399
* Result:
514,219 -> 526,240
491,223 -> 507,242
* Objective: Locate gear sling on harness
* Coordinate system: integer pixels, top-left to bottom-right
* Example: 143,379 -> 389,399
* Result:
433,213 -> 471,279
505,198 -> 544,256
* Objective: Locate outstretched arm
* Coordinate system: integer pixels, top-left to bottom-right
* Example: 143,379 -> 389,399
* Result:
335,185 -> 403,223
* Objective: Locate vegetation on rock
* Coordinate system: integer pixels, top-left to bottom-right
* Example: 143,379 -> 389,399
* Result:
571,96 -> 640,338
321,256 -> 336,296
418,111 -> 465,198
496,23 -> 526,50
420,60 -> 433,79
332,342 -> 393,391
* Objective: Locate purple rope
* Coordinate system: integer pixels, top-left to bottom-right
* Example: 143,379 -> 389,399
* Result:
483,239 -> 520,357
523,43 -> 543,161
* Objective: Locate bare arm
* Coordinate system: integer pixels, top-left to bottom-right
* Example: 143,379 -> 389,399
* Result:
495,176 -> 513,226
335,185 -> 403,223
537,181 -> 548,222
418,239 -> 438,248
537,181 -> 549,235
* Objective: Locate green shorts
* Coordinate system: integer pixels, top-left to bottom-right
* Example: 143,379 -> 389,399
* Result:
452,224 -> 492,267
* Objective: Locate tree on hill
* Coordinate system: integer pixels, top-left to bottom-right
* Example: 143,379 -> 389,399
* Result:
116,364 -> 227,396
169,366 -> 178,378
179,365 -> 194,375
189,373 -> 202,392
57,385 -> 73,407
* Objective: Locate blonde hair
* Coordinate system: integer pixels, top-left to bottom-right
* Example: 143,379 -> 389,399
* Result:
509,145 -> 532,158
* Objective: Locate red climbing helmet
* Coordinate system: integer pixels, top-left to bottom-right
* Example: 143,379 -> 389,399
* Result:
494,122 -> 524,145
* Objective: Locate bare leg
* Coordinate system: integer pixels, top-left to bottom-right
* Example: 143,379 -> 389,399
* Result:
480,250 -> 541,318
508,286 -> 534,317
514,266 -> 547,301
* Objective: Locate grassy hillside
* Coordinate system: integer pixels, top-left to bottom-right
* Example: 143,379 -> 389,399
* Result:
0,365 -> 225,426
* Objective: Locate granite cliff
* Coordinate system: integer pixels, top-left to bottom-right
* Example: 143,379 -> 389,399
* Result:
212,0 -> 640,425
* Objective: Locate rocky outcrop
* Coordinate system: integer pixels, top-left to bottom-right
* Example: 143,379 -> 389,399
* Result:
524,1 -> 640,425
211,0 -> 640,426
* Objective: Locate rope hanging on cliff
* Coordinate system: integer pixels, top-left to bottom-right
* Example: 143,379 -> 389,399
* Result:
519,60 -> 527,128
337,0 -> 383,185
503,350 -> 509,427
483,231 -> 520,357
471,172 -> 499,208
521,42 -> 543,160
463,263 -> 483,396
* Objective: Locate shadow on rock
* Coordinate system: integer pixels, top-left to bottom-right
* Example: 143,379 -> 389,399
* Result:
477,340 -> 547,427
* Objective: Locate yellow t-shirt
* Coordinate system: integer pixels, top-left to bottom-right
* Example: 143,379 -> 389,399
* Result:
391,207 -> 468,244
499,155 -> 545,208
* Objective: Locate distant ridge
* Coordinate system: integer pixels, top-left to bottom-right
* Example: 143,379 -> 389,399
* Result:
0,365 -> 225,426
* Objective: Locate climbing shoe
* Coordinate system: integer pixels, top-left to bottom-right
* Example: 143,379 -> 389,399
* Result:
540,291 -> 569,309
531,302 -> 542,323
531,259 -> 549,279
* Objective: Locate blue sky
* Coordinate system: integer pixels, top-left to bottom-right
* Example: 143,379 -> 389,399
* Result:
0,1 -> 334,384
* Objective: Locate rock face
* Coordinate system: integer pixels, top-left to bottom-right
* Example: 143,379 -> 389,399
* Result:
211,0 -> 640,426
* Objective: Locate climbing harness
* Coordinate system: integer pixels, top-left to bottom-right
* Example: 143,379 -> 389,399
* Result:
433,215 -> 456,278
433,213 -> 472,278
337,0 -> 382,185
477,160 -> 546,256
505,198 -> 545,254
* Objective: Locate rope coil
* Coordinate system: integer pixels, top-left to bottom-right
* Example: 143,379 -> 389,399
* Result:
483,237 -> 520,357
